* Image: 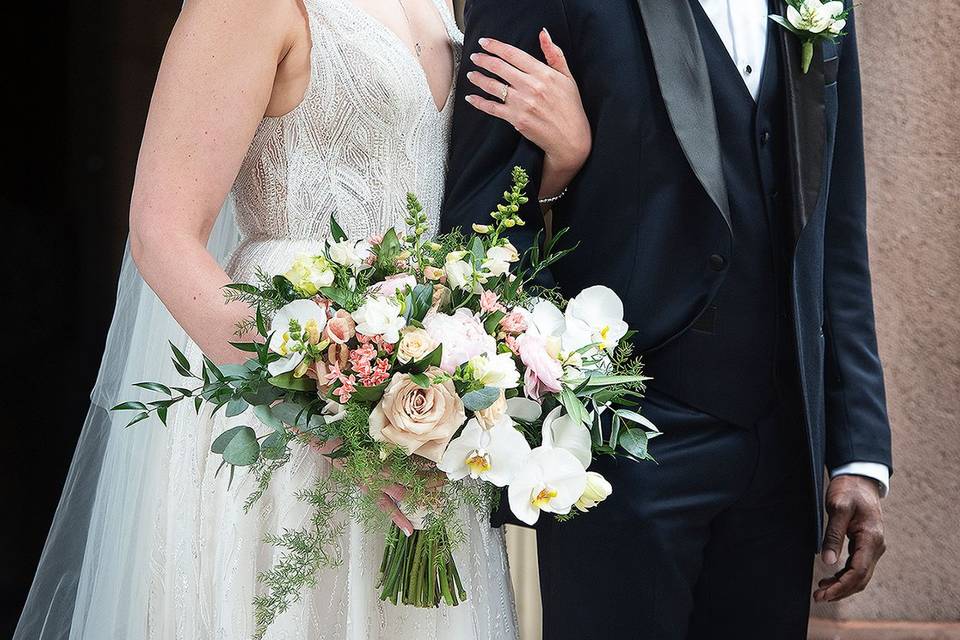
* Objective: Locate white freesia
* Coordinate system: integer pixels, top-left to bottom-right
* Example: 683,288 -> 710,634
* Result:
328,238 -> 372,271
575,471 -> 613,512
786,0 -> 846,34
439,416 -> 531,486
352,295 -> 405,343
562,286 -> 629,354
540,406 -> 592,469
507,446 -> 588,526
267,299 -> 328,376
468,352 -> 521,389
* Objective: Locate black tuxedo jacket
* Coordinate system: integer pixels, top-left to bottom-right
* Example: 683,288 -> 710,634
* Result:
441,0 -> 892,524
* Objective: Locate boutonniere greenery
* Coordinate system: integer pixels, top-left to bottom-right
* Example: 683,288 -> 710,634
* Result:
770,1 -> 851,74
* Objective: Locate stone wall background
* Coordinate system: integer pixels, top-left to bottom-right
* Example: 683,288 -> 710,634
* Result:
449,0 -> 960,634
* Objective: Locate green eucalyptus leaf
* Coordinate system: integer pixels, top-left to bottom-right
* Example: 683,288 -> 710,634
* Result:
253,404 -> 283,431
268,371 -> 316,392
560,387 -> 589,426
157,406 -> 168,426
462,386 -> 501,411
261,431 -> 288,460
619,427 -> 650,460
616,409 -> 660,433
225,398 -> 249,418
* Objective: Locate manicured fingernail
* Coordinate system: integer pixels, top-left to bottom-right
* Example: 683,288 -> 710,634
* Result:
823,550 -> 838,565
542,27 -> 551,40
466,71 -> 476,80
470,53 -> 479,63
464,95 -> 475,103
478,37 -> 489,46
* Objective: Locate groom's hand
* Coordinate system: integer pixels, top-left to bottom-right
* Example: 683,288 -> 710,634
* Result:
814,475 -> 886,602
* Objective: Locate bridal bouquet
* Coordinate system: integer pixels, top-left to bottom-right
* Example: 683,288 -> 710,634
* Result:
115,167 -> 659,636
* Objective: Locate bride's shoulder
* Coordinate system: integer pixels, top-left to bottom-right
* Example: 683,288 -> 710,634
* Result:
177,0 -> 308,48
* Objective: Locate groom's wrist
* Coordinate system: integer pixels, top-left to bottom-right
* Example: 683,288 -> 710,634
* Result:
829,462 -> 890,497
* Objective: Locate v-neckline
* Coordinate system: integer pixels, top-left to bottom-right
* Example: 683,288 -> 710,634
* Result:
335,0 -> 457,113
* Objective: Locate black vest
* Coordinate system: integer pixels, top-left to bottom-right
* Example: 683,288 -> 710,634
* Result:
644,1 -> 794,427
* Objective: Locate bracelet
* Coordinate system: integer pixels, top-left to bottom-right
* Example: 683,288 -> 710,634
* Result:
538,187 -> 568,206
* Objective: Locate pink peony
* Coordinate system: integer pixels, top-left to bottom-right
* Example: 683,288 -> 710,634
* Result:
423,308 -> 497,374
371,274 -> 417,298
516,333 -> 564,400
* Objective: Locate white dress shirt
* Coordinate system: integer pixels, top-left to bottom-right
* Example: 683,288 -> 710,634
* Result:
698,0 -> 890,495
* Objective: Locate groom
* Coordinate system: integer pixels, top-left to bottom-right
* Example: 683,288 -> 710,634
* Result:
442,0 -> 891,638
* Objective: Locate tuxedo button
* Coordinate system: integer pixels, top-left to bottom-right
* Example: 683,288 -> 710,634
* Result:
745,64 -> 753,75
709,254 -> 727,271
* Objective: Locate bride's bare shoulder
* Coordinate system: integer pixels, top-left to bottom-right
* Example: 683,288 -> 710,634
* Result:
174,0 -> 307,52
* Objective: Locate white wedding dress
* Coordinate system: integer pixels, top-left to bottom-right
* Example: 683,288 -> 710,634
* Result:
14,1 -> 519,638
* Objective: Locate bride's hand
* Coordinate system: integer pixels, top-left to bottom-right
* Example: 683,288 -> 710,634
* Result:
465,29 -> 592,183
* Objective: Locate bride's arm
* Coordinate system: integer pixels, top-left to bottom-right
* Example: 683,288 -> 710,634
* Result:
462,29 -> 591,204
129,0 -> 308,364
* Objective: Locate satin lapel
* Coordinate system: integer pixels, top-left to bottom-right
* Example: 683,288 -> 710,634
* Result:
635,0 -> 731,232
777,0 -> 826,242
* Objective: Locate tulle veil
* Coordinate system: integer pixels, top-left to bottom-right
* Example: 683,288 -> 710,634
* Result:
13,198 -> 242,639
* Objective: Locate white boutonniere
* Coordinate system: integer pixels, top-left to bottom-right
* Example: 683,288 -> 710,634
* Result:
770,1 -> 851,74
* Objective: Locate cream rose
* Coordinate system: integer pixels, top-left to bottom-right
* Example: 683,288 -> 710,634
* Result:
397,327 -> 439,364
368,368 -> 466,462
474,389 -> 508,429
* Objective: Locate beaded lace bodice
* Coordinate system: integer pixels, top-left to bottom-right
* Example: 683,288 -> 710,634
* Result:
227,0 -> 462,277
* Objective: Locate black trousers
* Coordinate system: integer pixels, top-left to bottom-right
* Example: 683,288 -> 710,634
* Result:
536,389 -> 816,640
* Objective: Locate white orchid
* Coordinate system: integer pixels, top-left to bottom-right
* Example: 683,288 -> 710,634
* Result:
540,406 -> 592,469
267,299 -> 328,376
468,352 -> 521,389
562,286 -> 629,355
328,238 -> 372,272
508,446 -> 587,525
439,416 -> 531,487
351,295 -> 405,343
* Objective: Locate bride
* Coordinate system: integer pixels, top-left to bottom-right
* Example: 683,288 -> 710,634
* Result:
14,0 -> 590,638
